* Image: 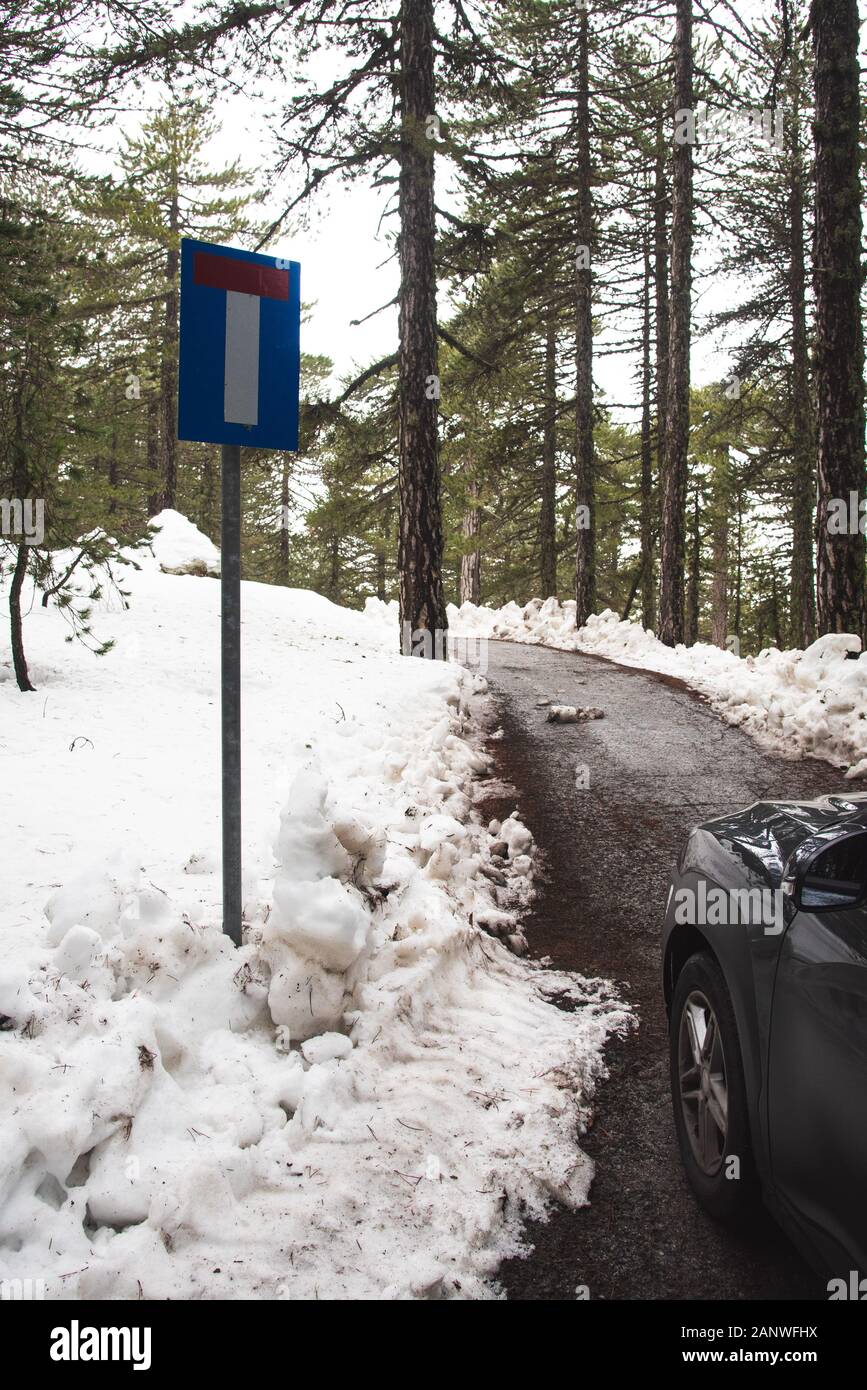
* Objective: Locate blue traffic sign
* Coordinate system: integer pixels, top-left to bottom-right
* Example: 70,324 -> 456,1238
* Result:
177,238 -> 300,451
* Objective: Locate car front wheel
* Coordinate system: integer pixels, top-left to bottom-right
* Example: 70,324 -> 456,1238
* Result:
669,951 -> 757,1221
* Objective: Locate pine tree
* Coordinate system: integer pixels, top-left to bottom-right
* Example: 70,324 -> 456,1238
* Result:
266,0 -> 508,654
658,0 -> 694,647
810,0 -> 866,638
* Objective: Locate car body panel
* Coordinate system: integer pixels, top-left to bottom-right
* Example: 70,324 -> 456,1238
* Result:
662,792 -> 867,1278
768,898 -> 867,1272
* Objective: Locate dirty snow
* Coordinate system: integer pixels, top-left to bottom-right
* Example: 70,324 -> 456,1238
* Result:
0,513 -> 629,1301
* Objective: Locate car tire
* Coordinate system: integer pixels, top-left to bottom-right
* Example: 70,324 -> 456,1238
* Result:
669,950 -> 758,1222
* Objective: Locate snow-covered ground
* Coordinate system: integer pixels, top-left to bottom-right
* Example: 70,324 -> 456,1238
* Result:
445,597 -> 867,779
0,514 -> 628,1301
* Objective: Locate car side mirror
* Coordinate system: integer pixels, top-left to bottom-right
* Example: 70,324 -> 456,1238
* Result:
782,829 -> 867,913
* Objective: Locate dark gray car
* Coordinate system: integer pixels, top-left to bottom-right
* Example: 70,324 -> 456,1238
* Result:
662,792 -> 867,1281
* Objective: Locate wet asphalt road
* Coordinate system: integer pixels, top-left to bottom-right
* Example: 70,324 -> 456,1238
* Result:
479,641 -> 846,1302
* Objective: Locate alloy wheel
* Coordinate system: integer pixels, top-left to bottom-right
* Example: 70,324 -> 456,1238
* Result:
677,989 -> 729,1176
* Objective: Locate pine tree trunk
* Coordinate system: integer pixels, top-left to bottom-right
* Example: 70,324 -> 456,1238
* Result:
328,532 -> 339,601
158,188 -> 179,513
654,108 -> 670,489
107,426 -> 118,516
622,560 -> 643,620
9,373 -> 35,690
812,0 -> 866,640
200,454 -> 215,539
574,3 -> 595,626
397,0 -> 446,656
146,390 -> 160,518
685,488 -> 700,645
376,499 -> 390,601
460,486 -> 481,605
711,521 -> 728,650
10,541 -> 35,691
787,52 -> 817,649
658,0 -> 693,647
640,238 -> 656,630
539,315 -> 558,598
734,492 -> 743,642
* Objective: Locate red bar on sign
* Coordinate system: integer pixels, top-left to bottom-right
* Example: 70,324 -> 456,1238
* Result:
193,251 -> 289,301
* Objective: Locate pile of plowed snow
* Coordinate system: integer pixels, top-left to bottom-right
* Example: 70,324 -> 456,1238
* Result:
0,513 -> 628,1300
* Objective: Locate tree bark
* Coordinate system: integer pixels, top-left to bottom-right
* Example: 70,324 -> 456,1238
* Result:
9,365 -> 35,690
640,236 -> 656,630
733,491 -> 743,642
654,107 -> 670,491
328,531 -> 339,601
658,0 -> 693,647
397,0 -> 446,656
200,453 -> 215,539
711,454 -> 729,649
711,531 -> 728,650
146,387 -> 160,518
460,484 -> 481,605
685,487 -> 700,645
376,498 -> 390,601
539,315 -> 558,598
787,46 -> 817,649
574,2 -> 595,626
10,541 -> 35,691
107,425 -> 118,517
812,0 -> 866,640
622,559 -> 643,621
158,186 -> 179,513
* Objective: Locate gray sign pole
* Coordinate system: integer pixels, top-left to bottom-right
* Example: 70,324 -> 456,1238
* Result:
221,442 -> 242,945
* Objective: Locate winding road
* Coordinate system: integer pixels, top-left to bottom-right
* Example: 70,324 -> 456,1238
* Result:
480,640 -> 843,1302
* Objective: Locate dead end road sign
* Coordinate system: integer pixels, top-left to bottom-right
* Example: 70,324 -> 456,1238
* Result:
177,238 -> 301,946
178,238 -> 301,451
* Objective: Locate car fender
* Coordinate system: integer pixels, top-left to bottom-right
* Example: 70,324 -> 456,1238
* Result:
663,828 -> 787,1183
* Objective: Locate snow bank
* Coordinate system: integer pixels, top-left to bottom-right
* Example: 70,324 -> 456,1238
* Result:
0,526 -> 628,1300
147,509 -> 221,575
450,597 -> 867,778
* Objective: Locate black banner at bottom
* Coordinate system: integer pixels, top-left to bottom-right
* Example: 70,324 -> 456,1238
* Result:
1,1296 -> 862,1374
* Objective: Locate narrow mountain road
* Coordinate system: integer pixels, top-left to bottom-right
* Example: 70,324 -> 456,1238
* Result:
479,640 -> 843,1302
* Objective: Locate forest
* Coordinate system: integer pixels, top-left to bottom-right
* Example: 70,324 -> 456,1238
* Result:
1,0 -> 865,688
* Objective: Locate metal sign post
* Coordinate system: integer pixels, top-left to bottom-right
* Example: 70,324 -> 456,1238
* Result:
177,238 -> 300,945
221,443 -> 242,945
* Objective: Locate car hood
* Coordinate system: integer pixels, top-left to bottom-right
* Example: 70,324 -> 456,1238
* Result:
685,793 -> 867,890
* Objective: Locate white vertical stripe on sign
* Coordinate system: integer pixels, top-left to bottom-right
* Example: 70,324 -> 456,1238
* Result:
224,290 -> 260,426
